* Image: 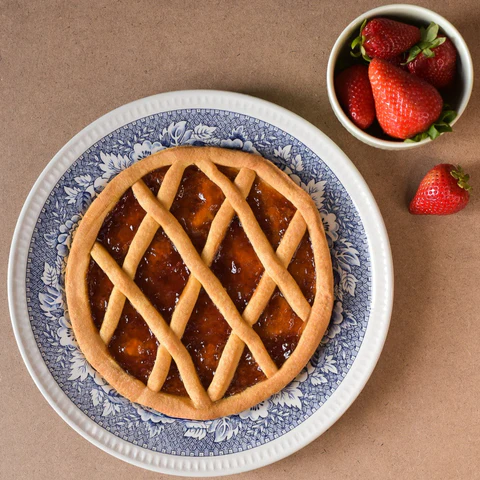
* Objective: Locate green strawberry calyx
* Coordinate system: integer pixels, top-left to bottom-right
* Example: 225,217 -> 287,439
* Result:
350,19 -> 372,62
404,106 -> 457,143
404,22 -> 446,64
450,165 -> 472,192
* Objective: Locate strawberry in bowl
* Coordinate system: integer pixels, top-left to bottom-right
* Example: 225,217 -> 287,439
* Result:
334,65 -> 375,130
406,22 -> 457,89
351,17 -> 420,62
368,57 -> 456,142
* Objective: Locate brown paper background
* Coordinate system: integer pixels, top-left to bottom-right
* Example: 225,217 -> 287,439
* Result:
1,0 -> 479,478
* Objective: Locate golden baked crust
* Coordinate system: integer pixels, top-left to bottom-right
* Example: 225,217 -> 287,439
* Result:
66,146 -> 334,419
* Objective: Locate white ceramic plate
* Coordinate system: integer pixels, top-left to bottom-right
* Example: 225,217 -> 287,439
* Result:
8,90 -> 393,476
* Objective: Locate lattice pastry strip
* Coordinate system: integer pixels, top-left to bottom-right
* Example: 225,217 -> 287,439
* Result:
196,158 -> 312,321
147,167 -> 258,392
132,179 -> 279,378
90,242 -> 212,408
208,210 -> 307,401
99,160 -> 188,344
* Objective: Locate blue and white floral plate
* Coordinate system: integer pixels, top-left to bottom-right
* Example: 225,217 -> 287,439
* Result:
8,90 -> 393,476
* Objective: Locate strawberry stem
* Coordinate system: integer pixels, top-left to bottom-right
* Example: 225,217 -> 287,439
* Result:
450,165 -> 472,192
404,22 -> 446,64
404,105 -> 457,143
350,19 -> 372,62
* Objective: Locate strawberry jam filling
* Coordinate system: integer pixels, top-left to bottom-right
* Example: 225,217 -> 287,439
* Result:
87,164 -> 316,396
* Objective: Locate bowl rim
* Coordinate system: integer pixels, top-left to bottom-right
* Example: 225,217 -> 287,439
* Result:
326,3 -> 474,150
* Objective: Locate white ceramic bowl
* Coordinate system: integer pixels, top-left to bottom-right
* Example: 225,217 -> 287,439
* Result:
326,4 -> 474,150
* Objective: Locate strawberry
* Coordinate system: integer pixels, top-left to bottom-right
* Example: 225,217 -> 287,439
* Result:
404,23 -> 457,89
368,57 -> 444,140
351,18 -> 420,61
409,164 -> 471,215
335,65 -> 376,130
407,36 -> 457,89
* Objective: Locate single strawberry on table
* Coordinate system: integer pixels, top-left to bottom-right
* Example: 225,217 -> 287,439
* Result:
409,164 -> 471,215
368,57 -> 446,140
335,65 -> 375,130
351,17 -> 420,61
406,23 -> 457,89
